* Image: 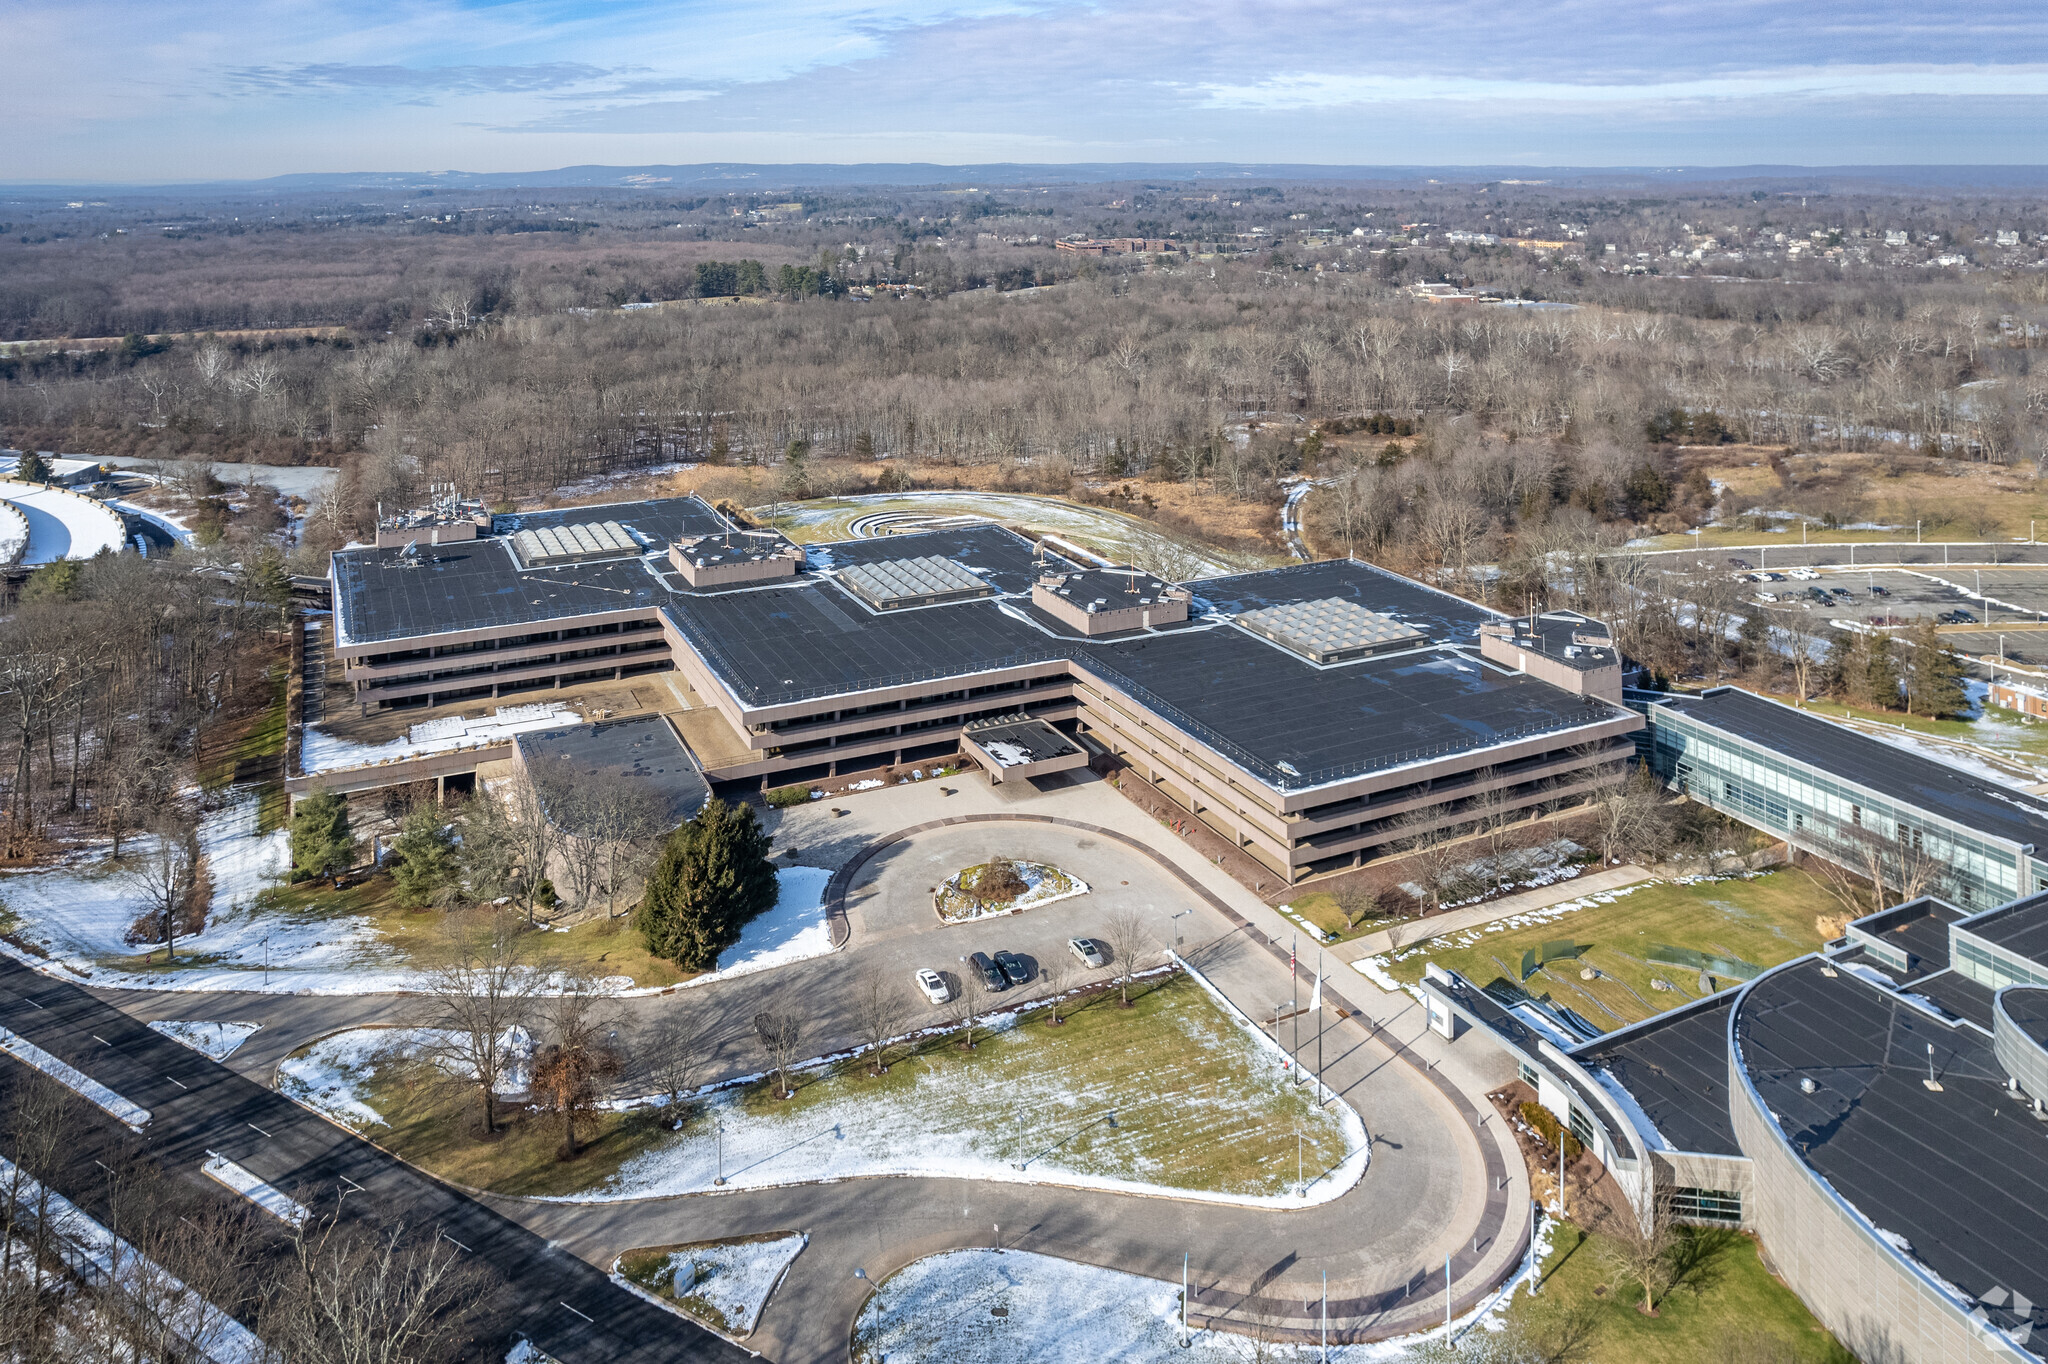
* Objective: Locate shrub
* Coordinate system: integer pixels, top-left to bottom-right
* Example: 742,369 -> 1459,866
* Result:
976,859 -> 1028,902
765,784 -> 814,808
1519,1101 -> 1583,1163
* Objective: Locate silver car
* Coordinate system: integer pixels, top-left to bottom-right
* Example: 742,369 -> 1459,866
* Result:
1067,937 -> 1106,968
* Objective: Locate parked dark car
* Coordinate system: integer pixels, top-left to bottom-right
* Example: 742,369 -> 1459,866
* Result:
1727,556 -> 1752,570
970,951 -> 1008,991
1868,584 -> 1890,596
993,950 -> 1031,986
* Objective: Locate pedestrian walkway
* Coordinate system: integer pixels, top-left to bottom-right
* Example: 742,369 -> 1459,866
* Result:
1331,864 -> 1656,962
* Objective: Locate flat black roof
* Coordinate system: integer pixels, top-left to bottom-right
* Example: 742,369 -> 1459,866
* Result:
1904,968 -> 1998,1031
335,496 -> 731,646
337,508 -> 1626,793
1493,611 -> 1618,673
1657,687 -> 2048,852
1575,996 -> 1739,1157
1041,566 -> 1179,607
1852,897 -> 1967,979
962,715 -> 1083,763
514,716 -> 708,827
334,538 -> 673,646
1738,959 -> 2048,1335
1078,624 -> 1622,790
1959,892 -> 2048,970
2004,986 -> 2048,1049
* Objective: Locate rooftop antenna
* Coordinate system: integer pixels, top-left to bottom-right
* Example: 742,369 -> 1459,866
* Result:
1127,565 -> 1138,594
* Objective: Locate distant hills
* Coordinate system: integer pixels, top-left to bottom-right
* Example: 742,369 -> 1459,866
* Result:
11,162 -> 2048,196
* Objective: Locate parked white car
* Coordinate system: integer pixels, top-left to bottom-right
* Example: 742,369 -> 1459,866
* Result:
1067,937 -> 1107,968
914,968 -> 952,1005
1790,568 -> 1821,580
1756,591 -> 1780,603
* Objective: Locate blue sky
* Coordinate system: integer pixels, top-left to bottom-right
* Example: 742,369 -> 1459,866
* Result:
9,0 -> 2048,181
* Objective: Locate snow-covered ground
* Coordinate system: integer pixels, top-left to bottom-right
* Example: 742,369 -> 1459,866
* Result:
2,484 -> 128,563
618,1233 -> 805,1336
202,1155 -> 310,1227
293,970 -> 1365,1207
148,1020 -> 261,1061
0,791 -> 411,995
859,1221 -> 1555,1364
0,803 -> 831,997
278,1025 -> 534,1126
687,866 -> 834,984
301,701 -> 579,775
0,498 -> 26,564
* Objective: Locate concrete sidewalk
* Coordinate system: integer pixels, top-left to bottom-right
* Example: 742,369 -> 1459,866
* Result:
1330,864 -> 1657,962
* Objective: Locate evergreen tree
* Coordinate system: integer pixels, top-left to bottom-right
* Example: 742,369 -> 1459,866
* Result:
389,806 -> 459,908
14,450 -> 50,484
634,798 -> 778,970
1904,621 -> 1968,717
290,788 -> 357,881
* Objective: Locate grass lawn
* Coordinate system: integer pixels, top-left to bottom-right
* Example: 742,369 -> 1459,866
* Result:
252,877 -> 690,988
199,663 -> 290,831
340,1049 -> 669,1198
326,974 -> 1356,1201
1376,869 -> 1833,1032
102,875 -> 691,988
615,1232 -> 805,1336
1516,1221 -> 1848,1364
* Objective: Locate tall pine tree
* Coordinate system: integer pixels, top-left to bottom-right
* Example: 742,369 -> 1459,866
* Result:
634,798 -> 778,971
1903,620 -> 1968,718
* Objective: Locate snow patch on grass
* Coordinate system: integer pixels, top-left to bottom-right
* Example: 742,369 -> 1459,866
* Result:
616,1233 -> 806,1337
684,866 -> 834,984
279,1026 -> 534,1128
861,1220 -> 1555,1364
148,1020 -> 260,1061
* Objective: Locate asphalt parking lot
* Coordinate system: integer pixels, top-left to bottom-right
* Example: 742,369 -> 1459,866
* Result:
1745,564 -> 2048,635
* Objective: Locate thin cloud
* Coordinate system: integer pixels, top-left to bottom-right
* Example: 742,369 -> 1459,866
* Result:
222,62 -> 618,96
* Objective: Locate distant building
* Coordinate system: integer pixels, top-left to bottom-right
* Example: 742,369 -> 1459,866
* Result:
1989,678 -> 2048,719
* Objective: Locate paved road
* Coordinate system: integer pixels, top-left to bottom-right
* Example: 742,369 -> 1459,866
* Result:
66,773 -> 1530,1360
0,955 -> 747,1364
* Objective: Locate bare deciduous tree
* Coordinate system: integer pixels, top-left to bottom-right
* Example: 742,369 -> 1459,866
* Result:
1598,1188 -> 1680,1316
853,972 -> 907,1075
1037,955 -> 1070,1025
1102,907 -> 1152,1006
412,911 -> 543,1135
119,813 -> 198,964
642,1001 -> 717,1110
267,1212 -> 493,1364
532,974 -> 625,1160
753,1009 -> 804,1100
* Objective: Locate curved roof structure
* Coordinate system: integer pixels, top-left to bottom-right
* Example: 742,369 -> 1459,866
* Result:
0,483 -> 128,565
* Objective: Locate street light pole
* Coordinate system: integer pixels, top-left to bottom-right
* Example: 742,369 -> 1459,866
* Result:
1291,933 -> 1300,1084
853,1268 -> 881,1361
713,1118 -> 725,1186
1315,945 -> 1324,1101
